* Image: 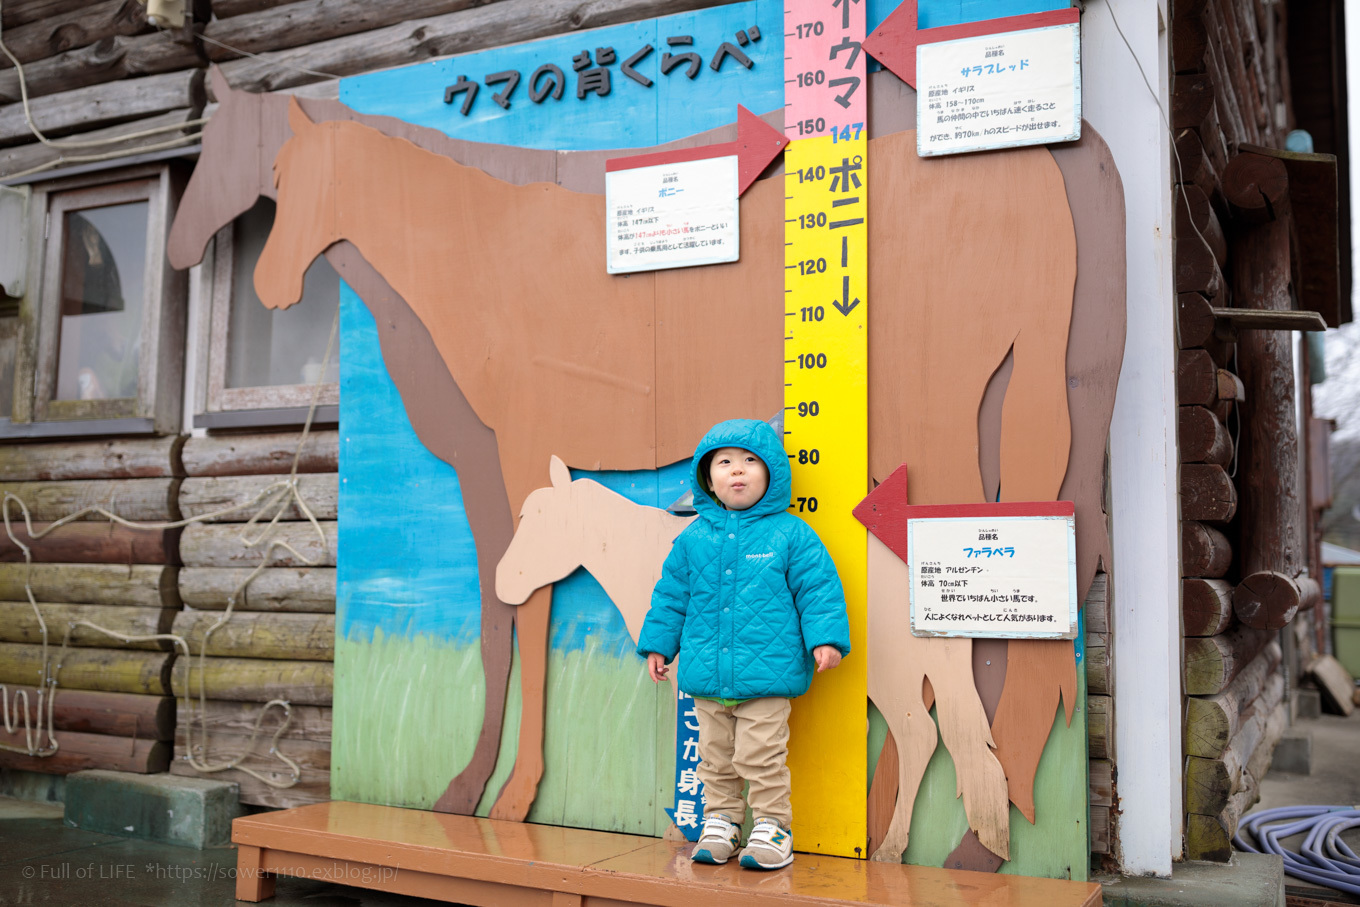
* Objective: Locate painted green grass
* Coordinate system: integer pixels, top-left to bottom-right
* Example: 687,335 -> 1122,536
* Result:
867,666 -> 1089,880
333,629 -> 675,836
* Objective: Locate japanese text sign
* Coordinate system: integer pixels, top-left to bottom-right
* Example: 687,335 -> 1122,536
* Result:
605,156 -> 739,273
917,21 -> 1081,157
906,502 -> 1077,639
665,689 -> 705,840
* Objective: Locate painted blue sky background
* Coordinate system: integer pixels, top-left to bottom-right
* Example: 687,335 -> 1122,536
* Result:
335,0 -> 1064,649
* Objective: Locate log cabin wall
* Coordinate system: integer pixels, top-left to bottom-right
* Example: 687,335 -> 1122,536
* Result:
1171,0 -> 1339,863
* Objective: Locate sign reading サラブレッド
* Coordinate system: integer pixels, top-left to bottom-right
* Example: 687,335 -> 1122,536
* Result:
605,157 -> 739,274
907,504 -> 1078,639
917,21 -> 1081,156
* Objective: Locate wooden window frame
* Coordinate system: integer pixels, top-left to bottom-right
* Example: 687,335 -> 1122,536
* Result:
194,219 -> 339,428
9,163 -> 186,437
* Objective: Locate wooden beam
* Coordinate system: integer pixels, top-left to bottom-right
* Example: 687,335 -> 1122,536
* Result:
1178,349 -> 1219,406
179,521 -> 336,568
0,0 -> 149,68
180,429 -> 338,476
1178,292 -> 1217,348
179,474 -> 336,522
1088,695 -> 1110,759
0,685 -> 173,739
1233,570 -> 1301,630
1172,73 -> 1214,129
0,563 -> 178,607
1184,641 -> 1282,758
1184,624 -> 1275,695
1086,645 -> 1110,695
1180,463 -> 1237,523
0,602 -> 176,649
0,478 -> 181,522
170,656 -> 332,704
0,108 -> 200,180
171,610 -> 334,660
1179,406 -> 1232,465
1184,671 -> 1285,814
0,643 -> 172,694
1176,232 -> 1224,298
1211,308 -> 1327,332
178,566 -> 334,612
1176,184 -> 1227,266
0,521 -> 180,564
176,699 -> 331,741
0,436 -> 183,481
0,68 -> 205,147
1182,578 -> 1235,637
1184,701 -> 1286,862
1182,521 -> 1232,578
0,729 -> 169,774
0,30 -> 199,104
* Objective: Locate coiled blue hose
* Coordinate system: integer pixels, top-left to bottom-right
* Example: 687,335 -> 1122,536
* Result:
1234,806 -> 1360,895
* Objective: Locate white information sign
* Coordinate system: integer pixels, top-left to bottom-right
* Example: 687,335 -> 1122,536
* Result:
908,514 -> 1077,639
916,22 -> 1081,157
605,156 -> 739,274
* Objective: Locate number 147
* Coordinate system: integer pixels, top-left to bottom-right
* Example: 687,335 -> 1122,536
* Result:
830,123 -> 864,142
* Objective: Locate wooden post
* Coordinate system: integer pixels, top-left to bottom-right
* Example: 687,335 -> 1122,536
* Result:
1224,151 -> 1307,631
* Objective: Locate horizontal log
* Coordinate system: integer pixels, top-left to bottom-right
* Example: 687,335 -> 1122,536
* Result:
203,0 -> 497,62
1182,521 -> 1232,578
1184,672 -> 1285,814
1090,805 -> 1109,855
1090,758 -> 1113,807
1179,349 -> 1218,406
1084,572 -> 1109,636
1234,571 -> 1301,630
0,68 -> 205,147
170,656 -> 332,704
1184,641 -> 1282,758
0,643 -> 172,694
1179,292 -> 1217,348
179,521 -> 336,568
1174,127 -> 1218,196
175,728 -> 329,773
0,30 -> 200,104
216,0 -> 743,93
2,0 -> 93,30
179,474 -> 337,522
0,437 -> 183,481
1172,73 -> 1214,130
0,478 -> 180,522
1088,695 -> 1110,760
1298,575 -> 1322,611
0,729 -> 168,775
1216,368 -> 1245,402
1223,152 -> 1289,225
1211,308 -> 1328,332
178,567 -> 334,612
0,563 -> 177,607
1183,578 -> 1235,637
177,699 -> 331,742
1184,701 -> 1286,862
1,685 -> 172,739
1181,463 -> 1237,523
0,522 -> 179,565
1176,185 -> 1227,267
171,610 -> 334,661
1180,406 -> 1232,466
1086,645 -> 1109,695
1176,232 -> 1224,298
180,430 -> 338,476
169,758 -> 330,808
0,0 -> 148,67
1184,624 -> 1275,695
0,602 -> 176,649
1185,813 -> 1232,862
0,107 -> 200,180
208,0 -> 281,16
1172,14 -> 1208,74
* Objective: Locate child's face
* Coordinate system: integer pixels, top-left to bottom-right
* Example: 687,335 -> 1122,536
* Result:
708,447 -> 769,510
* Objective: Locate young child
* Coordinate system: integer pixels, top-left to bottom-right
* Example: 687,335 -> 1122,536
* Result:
637,418 -> 850,871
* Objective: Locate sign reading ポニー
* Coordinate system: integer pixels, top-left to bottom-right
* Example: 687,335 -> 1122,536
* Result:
906,501 -> 1078,639
916,21 -> 1081,157
604,156 -> 739,274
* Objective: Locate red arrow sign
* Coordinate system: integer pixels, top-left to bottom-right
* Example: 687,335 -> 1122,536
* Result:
863,1 -> 1080,89
605,105 -> 789,196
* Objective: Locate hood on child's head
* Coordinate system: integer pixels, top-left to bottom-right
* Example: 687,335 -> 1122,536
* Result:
690,419 -> 791,522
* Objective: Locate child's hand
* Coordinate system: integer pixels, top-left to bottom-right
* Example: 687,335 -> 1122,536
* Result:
647,652 -> 670,683
813,645 -> 842,673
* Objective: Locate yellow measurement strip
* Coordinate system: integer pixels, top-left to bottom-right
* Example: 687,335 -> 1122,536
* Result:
782,70 -> 868,859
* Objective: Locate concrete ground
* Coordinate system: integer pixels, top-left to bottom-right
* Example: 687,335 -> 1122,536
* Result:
0,798 -> 454,906
1244,707 -> 1360,904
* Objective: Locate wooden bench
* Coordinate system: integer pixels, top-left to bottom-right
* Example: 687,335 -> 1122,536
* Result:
233,801 -> 1103,906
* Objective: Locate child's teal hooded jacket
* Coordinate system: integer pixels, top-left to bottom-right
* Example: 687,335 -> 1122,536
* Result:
637,419 -> 851,700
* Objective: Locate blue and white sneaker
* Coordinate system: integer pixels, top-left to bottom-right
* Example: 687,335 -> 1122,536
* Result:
691,813 -> 741,864
738,818 -> 794,870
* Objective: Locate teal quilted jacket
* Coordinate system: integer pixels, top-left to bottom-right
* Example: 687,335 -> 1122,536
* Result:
636,419 -> 850,700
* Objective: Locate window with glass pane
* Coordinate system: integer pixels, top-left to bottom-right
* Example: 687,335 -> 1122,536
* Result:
54,202 -> 148,401
225,198 -> 338,389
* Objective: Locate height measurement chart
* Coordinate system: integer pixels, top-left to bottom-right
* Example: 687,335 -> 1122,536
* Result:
783,0 -> 868,858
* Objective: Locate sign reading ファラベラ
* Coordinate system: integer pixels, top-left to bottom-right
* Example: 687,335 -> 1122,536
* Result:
906,503 -> 1077,639
916,21 -> 1081,156
605,157 -> 739,273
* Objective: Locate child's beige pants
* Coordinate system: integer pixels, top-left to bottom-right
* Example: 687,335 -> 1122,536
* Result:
693,696 -> 792,830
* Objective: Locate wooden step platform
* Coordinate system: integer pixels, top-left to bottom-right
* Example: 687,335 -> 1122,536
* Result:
233,801 -> 1103,906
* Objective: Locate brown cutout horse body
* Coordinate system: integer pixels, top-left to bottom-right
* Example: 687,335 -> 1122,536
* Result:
169,70 -> 1125,864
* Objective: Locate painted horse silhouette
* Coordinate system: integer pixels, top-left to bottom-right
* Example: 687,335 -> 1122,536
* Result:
168,68 -> 1125,864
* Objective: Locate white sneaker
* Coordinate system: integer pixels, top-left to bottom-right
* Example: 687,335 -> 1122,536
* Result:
739,818 -> 794,870
691,813 -> 741,864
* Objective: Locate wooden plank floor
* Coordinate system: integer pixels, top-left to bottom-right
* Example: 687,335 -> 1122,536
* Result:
233,801 -> 1103,906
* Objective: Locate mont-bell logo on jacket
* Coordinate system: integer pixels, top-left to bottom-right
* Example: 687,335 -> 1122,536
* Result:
745,552 -> 774,560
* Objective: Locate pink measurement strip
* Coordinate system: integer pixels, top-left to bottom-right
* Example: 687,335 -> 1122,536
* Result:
784,0 -> 868,135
